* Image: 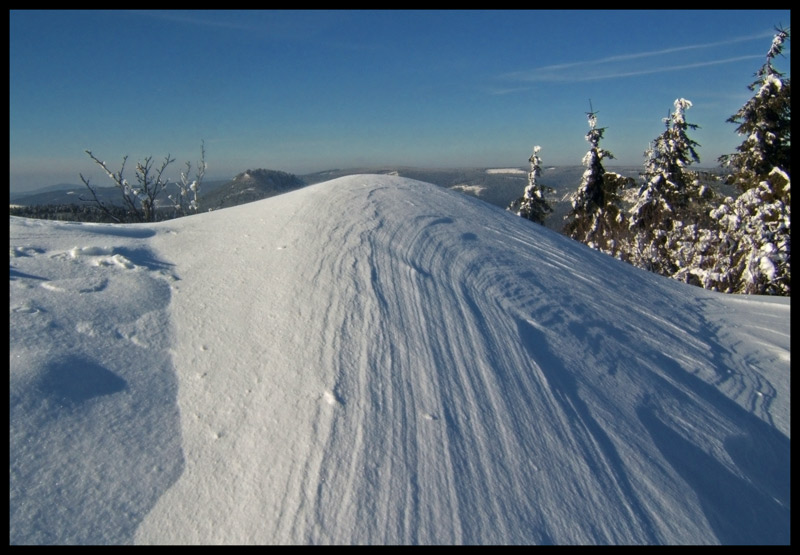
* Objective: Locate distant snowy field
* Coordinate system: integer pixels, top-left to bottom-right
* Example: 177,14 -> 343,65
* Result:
486,168 -> 526,174
448,184 -> 487,196
9,175 -> 790,545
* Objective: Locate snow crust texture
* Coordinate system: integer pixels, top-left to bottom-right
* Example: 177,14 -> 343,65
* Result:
9,175 -> 790,545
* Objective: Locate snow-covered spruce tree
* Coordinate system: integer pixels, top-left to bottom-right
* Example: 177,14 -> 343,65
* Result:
627,98 -> 710,277
702,165 -> 791,295
685,167 -> 791,295
563,107 -> 627,257
703,28 -> 791,296
719,27 -> 791,191
507,145 -> 552,225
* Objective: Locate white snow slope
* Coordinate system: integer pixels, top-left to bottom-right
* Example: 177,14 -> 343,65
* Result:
9,175 -> 790,545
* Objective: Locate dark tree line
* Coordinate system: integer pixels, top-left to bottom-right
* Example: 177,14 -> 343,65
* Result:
9,203 -> 133,223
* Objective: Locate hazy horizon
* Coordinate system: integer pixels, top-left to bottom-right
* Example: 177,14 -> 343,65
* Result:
10,161 -> 730,196
10,10 -> 790,194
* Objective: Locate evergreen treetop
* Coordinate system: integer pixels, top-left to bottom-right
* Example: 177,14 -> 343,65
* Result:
719,26 -> 791,189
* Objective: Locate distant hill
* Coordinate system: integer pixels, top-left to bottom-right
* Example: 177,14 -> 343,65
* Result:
9,183 -> 79,202
10,186 -> 99,207
201,169 -> 306,210
10,180 -> 230,209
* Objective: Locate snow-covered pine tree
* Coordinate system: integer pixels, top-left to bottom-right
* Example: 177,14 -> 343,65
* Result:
695,29 -> 791,296
564,105 -> 626,257
507,145 -> 552,225
719,26 -> 791,191
706,167 -> 790,295
627,98 -> 708,277
705,28 -> 791,296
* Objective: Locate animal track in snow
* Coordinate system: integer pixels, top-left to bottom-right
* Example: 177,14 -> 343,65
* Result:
11,301 -> 44,314
322,390 -> 342,406
41,276 -> 108,293
10,246 -> 45,258
76,321 -> 97,336
52,246 -> 140,270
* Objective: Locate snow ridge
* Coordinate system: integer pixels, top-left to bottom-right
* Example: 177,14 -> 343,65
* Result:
9,175 -> 790,545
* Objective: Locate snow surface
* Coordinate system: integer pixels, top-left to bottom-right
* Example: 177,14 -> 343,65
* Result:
9,175 -> 790,545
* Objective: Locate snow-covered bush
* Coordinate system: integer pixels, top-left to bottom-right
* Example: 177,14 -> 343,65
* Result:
79,143 -> 206,223
168,141 -> 207,218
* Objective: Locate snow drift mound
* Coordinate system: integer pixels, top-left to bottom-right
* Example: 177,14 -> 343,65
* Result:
10,174 -> 790,544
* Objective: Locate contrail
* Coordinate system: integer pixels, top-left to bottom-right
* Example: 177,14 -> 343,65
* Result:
501,31 -> 777,83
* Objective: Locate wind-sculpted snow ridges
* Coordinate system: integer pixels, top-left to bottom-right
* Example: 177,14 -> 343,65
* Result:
27,175 -> 782,545
10,225 -> 183,545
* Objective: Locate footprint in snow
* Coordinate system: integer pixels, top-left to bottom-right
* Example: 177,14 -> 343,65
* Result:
10,246 -> 45,258
11,301 -> 44,314
322,390 -> 342,406
40,276 -> 108,293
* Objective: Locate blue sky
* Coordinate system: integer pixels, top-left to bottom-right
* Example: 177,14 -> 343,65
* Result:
9,9 -> 791,192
